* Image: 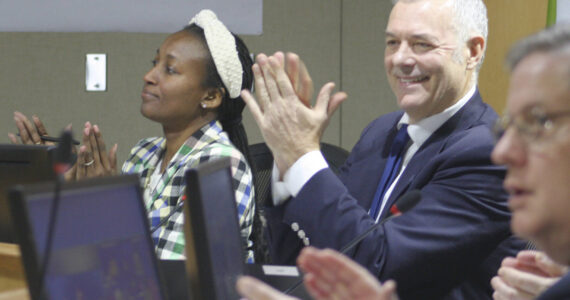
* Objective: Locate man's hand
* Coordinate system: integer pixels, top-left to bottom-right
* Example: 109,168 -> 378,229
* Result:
236,276 -> 299,300
297,247 -> 398,300
237,247 -> 398,300
284,52 -> 314,107
491,251 -> 568,299
241,52 -> 347,175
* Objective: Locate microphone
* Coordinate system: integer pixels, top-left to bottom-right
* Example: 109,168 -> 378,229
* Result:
284,190 -> 422,295
149,195 -> 186,234
38,129 -> 75,298
52,129 -> 74,175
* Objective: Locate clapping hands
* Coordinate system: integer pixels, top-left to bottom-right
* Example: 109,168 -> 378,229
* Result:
9,111 -> 59,146
491,250 -> 568,299
236,247 -> 398,300
9,112 -> 118,181
74,122 -> 118,180
241,52 -> 347,176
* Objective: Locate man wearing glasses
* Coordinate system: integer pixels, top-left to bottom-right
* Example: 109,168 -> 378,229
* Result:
490,24 -> 570,299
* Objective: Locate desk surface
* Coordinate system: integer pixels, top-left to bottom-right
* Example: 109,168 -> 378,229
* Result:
0,288 -> 29,300
0,244 -> 310,300
158,260 -> 310,300
0,242 -> 27,297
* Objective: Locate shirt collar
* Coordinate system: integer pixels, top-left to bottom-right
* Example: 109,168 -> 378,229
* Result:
398,85 -> 476,148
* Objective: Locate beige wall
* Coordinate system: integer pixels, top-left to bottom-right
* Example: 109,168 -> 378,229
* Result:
1,32 -> 168,161
479,0 -> 548,115
341,1 -> 396,148
0,0 -> 549,162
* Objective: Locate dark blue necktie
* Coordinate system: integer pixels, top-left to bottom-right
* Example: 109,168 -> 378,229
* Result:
369,124 -> 410,220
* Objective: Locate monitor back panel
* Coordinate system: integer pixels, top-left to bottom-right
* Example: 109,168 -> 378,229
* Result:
0,144 -> 55,242
184,157 -> 245,300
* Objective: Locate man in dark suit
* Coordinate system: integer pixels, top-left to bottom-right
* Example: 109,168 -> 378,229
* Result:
237,23 -> 570,300
241,0 -> 524,299
490,24 -> 570,300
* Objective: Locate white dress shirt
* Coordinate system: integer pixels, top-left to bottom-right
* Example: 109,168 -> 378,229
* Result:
272,85 -> 477,214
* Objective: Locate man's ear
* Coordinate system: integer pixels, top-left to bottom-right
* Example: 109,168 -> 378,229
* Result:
200,88 -> 224,109
466,36 -> 485,70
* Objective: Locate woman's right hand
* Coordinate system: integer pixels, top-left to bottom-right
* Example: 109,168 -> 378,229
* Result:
9,111 -> 54,145
74,122 -> 118,180
10,112 -> 80,180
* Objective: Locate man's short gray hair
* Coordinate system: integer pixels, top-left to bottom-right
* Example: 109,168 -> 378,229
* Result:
506,23 -> 570,71
392,0 -> 488,71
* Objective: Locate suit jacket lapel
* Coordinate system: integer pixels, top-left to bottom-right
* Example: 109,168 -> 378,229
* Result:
379,89 -> 486,218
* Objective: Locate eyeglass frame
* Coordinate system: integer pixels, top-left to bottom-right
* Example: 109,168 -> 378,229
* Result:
493,106 -> 570,145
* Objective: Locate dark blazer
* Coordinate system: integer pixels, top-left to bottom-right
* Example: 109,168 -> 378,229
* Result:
264,90 -> 525,299
537,273 -> 570,300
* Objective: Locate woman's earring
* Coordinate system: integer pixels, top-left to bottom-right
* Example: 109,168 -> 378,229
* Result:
201,103 -> 207,109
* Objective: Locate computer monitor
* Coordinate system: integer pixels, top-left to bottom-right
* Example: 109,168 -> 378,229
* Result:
0,144 -> 55,242
9,174 -> 167,300
183,157 -> 245,300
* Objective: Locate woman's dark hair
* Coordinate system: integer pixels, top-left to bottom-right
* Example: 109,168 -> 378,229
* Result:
183,24 -> 269,263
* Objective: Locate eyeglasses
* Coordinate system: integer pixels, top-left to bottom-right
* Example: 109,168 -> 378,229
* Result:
493,107 -> 570,144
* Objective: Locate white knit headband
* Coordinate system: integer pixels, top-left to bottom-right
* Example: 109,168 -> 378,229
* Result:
189,9 -> 243,99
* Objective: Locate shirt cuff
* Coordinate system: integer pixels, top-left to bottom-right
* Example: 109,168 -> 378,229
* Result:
271,150 -> 328,206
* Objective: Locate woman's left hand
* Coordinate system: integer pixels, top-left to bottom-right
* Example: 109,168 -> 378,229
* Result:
75,122 -> 118,180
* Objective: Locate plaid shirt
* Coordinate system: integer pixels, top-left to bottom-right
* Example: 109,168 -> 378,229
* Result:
122,121 -> 254,261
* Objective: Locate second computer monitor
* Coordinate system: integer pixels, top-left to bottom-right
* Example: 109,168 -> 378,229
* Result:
184,157 -> 245,300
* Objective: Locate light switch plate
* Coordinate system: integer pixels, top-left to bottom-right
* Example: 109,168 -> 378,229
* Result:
85,54 -> 106,91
